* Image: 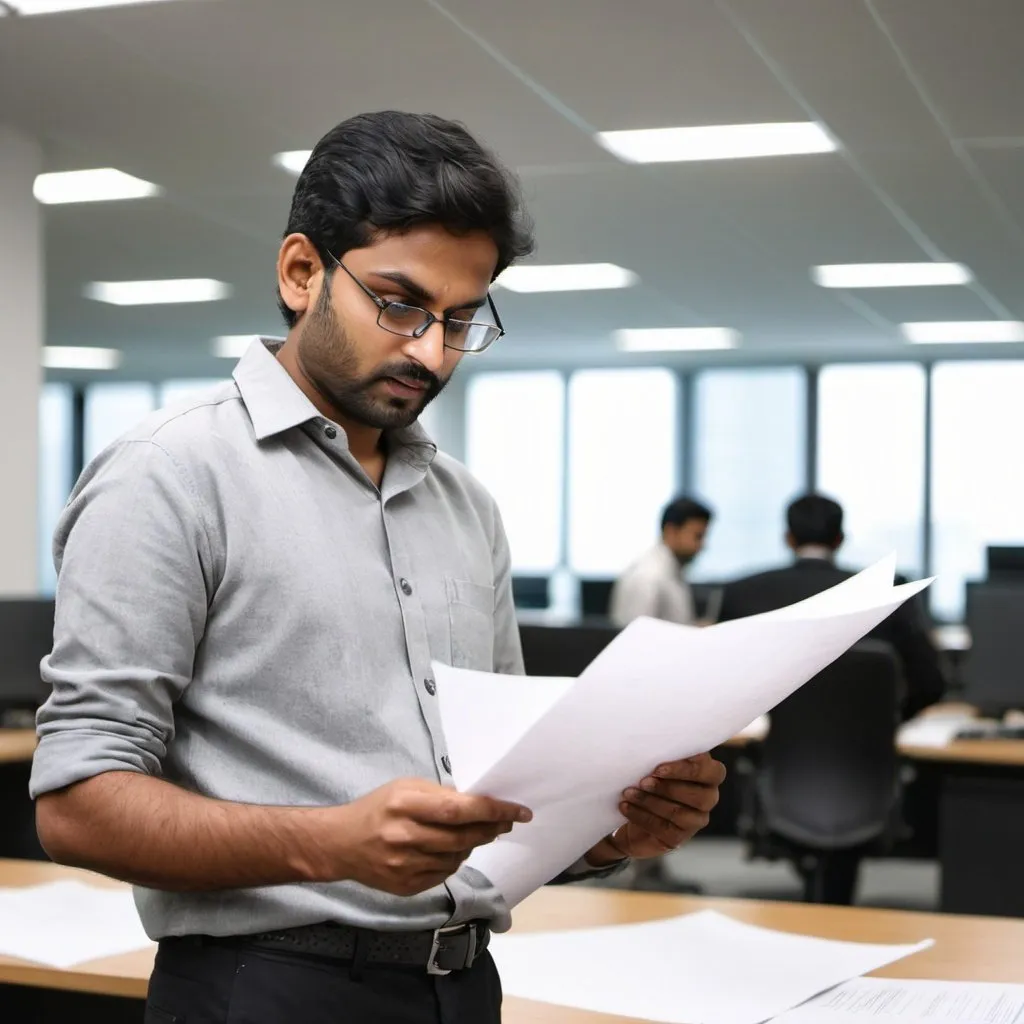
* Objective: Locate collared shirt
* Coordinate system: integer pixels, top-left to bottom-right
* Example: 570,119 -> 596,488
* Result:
609,543 -> 695,627
30,339 -> 527,939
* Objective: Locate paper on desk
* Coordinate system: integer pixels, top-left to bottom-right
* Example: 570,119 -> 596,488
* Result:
770,976 -> 1024,1023
0,881 -> 153,968
435,557 -> 931,906
490,910 -> 933,1024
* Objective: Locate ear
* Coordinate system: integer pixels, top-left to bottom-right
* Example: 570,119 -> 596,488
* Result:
785,531 -> 798,551
277,234 -> 324,323
834,532 -> 845,550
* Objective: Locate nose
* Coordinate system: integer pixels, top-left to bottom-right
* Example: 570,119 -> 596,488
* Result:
400,320 -> 447,374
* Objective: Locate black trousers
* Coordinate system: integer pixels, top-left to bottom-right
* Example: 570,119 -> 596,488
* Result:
145,936 -> 502,1024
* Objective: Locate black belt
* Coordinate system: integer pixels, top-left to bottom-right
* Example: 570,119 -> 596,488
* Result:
173,920 -> 490,976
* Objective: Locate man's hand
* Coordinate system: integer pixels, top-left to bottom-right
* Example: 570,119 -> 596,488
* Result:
323,778 -> 532,897
584,753 -> 726,867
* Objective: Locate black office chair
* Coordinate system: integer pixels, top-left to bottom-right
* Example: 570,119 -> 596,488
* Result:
518,622 -> 620,677
738,639 -> 905,905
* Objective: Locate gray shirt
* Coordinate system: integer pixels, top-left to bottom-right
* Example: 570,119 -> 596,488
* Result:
31,339 -> 530,939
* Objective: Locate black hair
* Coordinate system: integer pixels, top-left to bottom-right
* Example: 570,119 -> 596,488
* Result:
787,494 -> 844,547
661,496 -> 714,531
277,110 -> 535,326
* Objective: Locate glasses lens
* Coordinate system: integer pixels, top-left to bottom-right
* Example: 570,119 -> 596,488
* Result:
446,320 -> 501,352
379,302 -> 431,337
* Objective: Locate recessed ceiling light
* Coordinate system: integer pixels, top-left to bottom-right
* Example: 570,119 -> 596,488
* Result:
33,168 -> 161,205
901,321 -> 1024,344
273,150 -> 312,175
212,335 -> 258,359
6,0 -> 175,13
84,279 -> 231,306
597,122 -> 836,164
42,346 -> 121,370
496,263 -> 638,293
813,263 -> 972,288
615,328 -> 740,352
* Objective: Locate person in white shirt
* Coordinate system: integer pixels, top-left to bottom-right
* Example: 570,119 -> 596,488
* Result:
610,497 -> 714,627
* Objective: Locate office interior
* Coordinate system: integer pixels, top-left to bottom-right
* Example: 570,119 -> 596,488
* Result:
3,0 -> 1024,1020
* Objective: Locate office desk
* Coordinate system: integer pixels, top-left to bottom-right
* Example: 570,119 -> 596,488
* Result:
0,729 -> 35,765
3,860 -> 1024,1024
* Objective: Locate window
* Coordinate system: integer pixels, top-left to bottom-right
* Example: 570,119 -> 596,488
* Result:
465,372 -> 564,573
931,362 -> 1024,619
691,368 -> 806,581
817,364 -> 926,579
158,379 -> 230,408
37,383 -> 74,595
83,383 -> 156,463
567,368 -> 679,576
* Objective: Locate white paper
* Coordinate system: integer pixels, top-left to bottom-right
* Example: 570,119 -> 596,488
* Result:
896,716 -> 983,749
771,976 -> 1024,1022
0,881 -> 153,968
490,910 -> 932,1024
435,557 -> 932,906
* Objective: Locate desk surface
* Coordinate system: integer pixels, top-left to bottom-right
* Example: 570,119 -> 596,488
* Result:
0,729 -> 35,766
3,861 -> 1024,1023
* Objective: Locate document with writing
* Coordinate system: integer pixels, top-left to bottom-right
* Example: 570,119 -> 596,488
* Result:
434,555 -> 931,907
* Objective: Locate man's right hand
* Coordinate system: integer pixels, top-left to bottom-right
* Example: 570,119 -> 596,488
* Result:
320,779 -> 532,897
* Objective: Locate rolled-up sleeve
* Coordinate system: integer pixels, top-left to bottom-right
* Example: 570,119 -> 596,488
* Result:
30,439 -> 212,798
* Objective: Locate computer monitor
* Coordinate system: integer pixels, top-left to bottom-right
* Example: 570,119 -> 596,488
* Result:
0,599 -> 54,714
986,546 -> 1024,582
511,576 -> 549,610
519,622 -> 621,678
963,583 -> 1024,715
579,579 -> 615,619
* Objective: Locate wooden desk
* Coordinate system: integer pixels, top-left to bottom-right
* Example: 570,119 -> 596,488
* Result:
4,861 -> 1024,1024
0,729 -> 35,765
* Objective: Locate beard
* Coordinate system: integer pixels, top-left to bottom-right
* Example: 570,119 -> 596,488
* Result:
296,285 -> 448,430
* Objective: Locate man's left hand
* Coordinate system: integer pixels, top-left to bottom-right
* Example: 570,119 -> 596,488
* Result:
584,753 -> 727,867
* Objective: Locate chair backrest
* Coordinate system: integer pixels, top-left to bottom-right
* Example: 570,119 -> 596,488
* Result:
757,639 -> 902,850
518,622 -> 620,677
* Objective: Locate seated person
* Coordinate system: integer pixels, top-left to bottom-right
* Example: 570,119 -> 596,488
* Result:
718,494 -> 948,720
610,497 -> 713,627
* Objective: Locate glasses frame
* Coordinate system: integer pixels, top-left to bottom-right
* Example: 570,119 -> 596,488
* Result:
327,252 -> 505,354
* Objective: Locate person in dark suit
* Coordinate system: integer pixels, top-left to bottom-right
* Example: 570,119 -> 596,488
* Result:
718,494 -> 948,721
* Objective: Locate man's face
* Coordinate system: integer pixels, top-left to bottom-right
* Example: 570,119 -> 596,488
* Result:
664,518 -> 709,565
295,224 -> 499,430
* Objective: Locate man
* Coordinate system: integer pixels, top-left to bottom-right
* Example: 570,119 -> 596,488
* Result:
31,112 -> 724,1024
610,496 -> 713,627
718,494 -> 947,720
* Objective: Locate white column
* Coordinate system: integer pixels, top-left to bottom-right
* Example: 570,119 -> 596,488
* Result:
0,127 -> 43,595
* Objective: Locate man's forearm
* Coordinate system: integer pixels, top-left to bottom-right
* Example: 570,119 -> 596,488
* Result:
36,771 -> 336,891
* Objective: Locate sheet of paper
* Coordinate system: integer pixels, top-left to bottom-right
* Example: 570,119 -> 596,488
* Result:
771,976 -> 1024,1022
896,716 -> 983,749
435,557 -> 932,906
490,910 -> 932,1024
0,881 -> 153,968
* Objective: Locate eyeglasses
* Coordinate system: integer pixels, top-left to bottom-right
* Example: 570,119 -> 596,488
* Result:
327,253 -> 505,354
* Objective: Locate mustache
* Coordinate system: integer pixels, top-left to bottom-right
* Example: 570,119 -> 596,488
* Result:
369,362 -> 442,392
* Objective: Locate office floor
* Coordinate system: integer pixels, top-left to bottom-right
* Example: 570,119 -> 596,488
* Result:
596,837 -> 941,912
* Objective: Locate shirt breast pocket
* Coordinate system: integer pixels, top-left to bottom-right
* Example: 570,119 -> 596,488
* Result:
444,576 -> 495,670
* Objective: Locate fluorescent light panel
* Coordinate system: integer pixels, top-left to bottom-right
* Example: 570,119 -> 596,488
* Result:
213,335 -> 258,359
497,263 -> 637,293
615,328 -> 740,352
33,167 -> 161,204
274,150 -> 312,174
598,122 -> 836,164
813,263 -> 972,288
43,346 -> 121,370
85,278 -> 231,306
902,321 -> 1024,344
7,0 -> 174,13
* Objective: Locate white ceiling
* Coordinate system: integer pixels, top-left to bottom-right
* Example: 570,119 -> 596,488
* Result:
3,0 -> 1024,380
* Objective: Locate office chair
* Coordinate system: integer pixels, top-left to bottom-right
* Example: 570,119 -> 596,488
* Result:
738,639 -> 904,905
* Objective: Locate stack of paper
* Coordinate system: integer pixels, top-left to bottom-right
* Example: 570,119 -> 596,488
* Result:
490,910 -> 933,1024
0,881 -> 153,968
435,555 -> 930,906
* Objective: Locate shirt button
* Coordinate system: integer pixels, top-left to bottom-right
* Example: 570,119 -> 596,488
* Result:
441,755 -> 452,775
324,425 -> 338,440
400,578 -> 413,596
424,678 -> 437,696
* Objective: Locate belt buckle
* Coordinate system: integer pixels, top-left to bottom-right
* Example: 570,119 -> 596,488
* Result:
427,923 -> 476,976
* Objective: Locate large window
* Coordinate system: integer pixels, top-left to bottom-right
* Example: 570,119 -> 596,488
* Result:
83,383 -> 156,463
567,369 -> 679,577
37,383 -> 74,595
692,368 -> 806,580
817,364 -> 926,579
931,362 -> 1024,619
465,372 -> 564,573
